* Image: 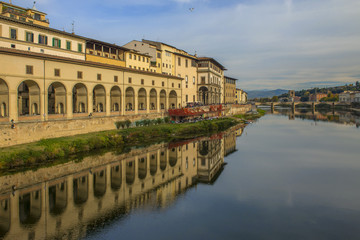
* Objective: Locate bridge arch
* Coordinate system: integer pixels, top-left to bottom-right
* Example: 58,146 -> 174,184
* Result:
0,79 -> 9,118
19,189 -> 42,225
138,156 -> 147,180
110,86 -> 121,112
48,181 -> 68,216
160,90 -> 166,110
93,169 -> 107,198
125,87 -> 135,111
73,175 -> 89,205
111,164 -> 122,190
138,88 -> 147,110
93,85 -> 106,113
72,83 -> 88,113
169,148 -> 178,167
150,89 -> 157,110
169,90 -> 177,109
18,80 -> 40,116
48,82 -> 66,115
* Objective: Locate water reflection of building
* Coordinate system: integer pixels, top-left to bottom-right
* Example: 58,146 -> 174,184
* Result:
0,133 -> 235,240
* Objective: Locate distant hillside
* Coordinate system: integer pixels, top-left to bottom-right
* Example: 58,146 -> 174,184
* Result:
247,89 -> 288,99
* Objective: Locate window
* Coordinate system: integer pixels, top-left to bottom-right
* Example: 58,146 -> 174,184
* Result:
186,95 -> 188,102
114,75 -> 118,82
201,76 -> 206,84
193,76 -> 195,84
77,71 -> 83,79
129,54 -> 132,59
128,77 -> 132,83
178,57 -> 181,66
185,59 -> 188,68
54,69 -> 60,77
185,76 -> 188,83
53,38 -> 61,48
138,56 -> 141,61
152,80 -> 155,85
26,65 -> 33,75
157,53 -> 161,58
143,56 -> 145,62
10,28 -> 17,39
172,83 -> 174,87
65,41 -> 72,50
147,58 -> 149,63
97,74 -> 101,81
162,82 -> 164,87
178,84 -> 181,88
193,95 -> 195,102
38,35 -> 48,45
25,32 -> 34,42
78,43 -> 83,52
141,79 -> 144,85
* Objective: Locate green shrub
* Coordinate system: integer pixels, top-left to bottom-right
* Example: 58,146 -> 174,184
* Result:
164,117 -> 170,123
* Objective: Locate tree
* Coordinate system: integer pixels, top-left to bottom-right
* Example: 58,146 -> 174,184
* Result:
271,96 -> 279,102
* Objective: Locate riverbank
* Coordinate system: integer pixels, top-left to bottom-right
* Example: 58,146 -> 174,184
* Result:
0,118 -> 239,172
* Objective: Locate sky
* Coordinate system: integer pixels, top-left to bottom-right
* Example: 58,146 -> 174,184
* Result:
15,0 -> 360,90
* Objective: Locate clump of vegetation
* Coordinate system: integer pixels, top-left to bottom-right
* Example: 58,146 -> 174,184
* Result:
233,109 -> 266,121
0,118 -> 238,172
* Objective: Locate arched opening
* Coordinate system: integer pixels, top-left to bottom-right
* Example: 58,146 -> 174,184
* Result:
126,159 -> 135,185
169,147 -> 178,167
73,175 -> 88,205
73,84 -> 88,113
169,90 -> 177,109
48,82 -> 66,115
111,164 -> 122,190
93,169 -> 106,198
93,85 -> 106,113
48,181 -> 67,216
110,86 -> 121,112
138,156 -> 147,180
18,80 -> 40,116
150,153 -> 157,176
160,90 -> 166,110
125,87 -> 135,111
160,151 -> 167,171
0,198 -> 10,238
150,89 -> 157,110
138,88 -> 147,110
19,190 -> 42,225
0,79 -> 9,117
199,141 -> 209,156
199,86 -> 209,105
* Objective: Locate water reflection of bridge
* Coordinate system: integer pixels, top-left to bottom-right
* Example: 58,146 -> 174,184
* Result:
0,128 -> 241,240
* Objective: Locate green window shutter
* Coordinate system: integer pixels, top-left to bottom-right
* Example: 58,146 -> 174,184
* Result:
45,36 -> 48,45
38,35 -> 41,43
26,33 -> 28,42
31,33 -> 34,42
52,38 -> 55,47
58,39 -> 61,48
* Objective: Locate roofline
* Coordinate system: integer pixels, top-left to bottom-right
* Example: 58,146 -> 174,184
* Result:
142,39 -> 196,58
224,76 -> 238,81
197,57 -> 227,70
0,15 -> 87,40
0,47 -> 182,80
0,1 -> 47,15
85,38 -> 130,51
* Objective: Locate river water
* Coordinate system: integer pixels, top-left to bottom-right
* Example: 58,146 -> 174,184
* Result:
1,110 -> 360,240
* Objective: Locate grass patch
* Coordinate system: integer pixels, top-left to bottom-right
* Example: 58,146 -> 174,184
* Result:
0,118 -> 238,172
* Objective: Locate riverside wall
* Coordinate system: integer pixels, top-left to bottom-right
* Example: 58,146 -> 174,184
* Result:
0,105 -> 251,148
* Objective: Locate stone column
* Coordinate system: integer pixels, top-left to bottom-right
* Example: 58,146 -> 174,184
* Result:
146,93 -> 150,114
66,92 -> 73,119
106,91 -> 111,116
134,93 -> 138,115
157,93 -> 160,113
9,90 -> 18,121
40,89 -> 46,121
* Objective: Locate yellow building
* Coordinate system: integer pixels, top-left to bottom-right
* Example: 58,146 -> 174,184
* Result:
224,76 -> 237,104
197,57 -> 226,105
0,1 -> 49,27
125,39 -> 198,106
85,39 -> 126,67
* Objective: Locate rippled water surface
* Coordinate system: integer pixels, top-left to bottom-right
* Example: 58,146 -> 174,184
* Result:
1,111 -> 360,240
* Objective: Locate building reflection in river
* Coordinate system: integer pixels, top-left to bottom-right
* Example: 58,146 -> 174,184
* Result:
0,127 -> 241,240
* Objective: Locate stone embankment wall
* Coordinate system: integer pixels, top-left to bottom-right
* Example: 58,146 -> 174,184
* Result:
0,105 -> 251,148
0,112 -> 166,148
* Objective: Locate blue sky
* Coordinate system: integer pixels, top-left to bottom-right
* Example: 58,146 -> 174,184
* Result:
16,0 -> 360,90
